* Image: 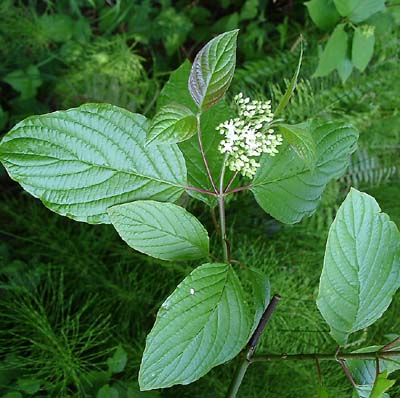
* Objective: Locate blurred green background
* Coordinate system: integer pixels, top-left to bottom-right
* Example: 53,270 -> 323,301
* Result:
0,1 -> 399,397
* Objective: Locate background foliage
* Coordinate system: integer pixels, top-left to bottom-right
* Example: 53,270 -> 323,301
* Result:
0,0 -> 399,397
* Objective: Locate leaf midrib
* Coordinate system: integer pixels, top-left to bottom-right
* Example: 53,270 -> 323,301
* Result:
114,214 -> 205,251
2,150 -> 185,189
144,266 -> 231,374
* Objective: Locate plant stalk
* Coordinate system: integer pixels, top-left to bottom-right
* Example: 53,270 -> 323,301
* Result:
218,155 -> 229,263
197,114 -> 218,194
224,170 -> 238,193
225,185 -> 252,196
251,350 -> 400,363
185,186 -> 217,196
226,295 -> 281,398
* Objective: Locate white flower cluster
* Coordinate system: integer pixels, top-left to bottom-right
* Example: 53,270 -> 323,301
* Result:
217,93 -> 283,178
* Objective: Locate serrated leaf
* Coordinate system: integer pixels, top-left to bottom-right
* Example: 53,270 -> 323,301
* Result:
0,104 -> 186,224
189,30 -> 238,111
317,189 -> 400,346
337,57 -> 354,83
108,200 -> 209,261
107,345 -> 128,374
139,263 -> 253,390
306,0 -> 340,30
352,27 -> 375,72
251,121 -> 358,224
314,24 -> 348,78
275,42 -> 303,116
278,122 -> 316,169
147,104 -> 197,145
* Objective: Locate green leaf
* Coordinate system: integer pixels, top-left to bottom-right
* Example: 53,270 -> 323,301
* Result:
81,370 -> 110,393
98,384 -> 119,398
157,59 -> 236,206
239,268 -> 270,334
155,8 -> 193,56
157,61 -> 196,112
251,121 -> 358,224
2,393 -> 23,398
333,0 -> 361,16
3,65 -> 42,99
314,24 -> 348,77
305,0 -> 341,30
189,30 -> 238,111
278,122 -> 317,169
0,105 -> 8,130
275,42 -> 303,116
317,188 -> 400,346
139,263 -> 253,390
107,345 -> 128,374
0,104 -> 186,224
352,27 -> 375,72
354,385 -> 384,398
337,57 -> 354,83
317,384 -> 330,398
349,0 -> 386,23
147,104 -> 197,145
347,345 -> 400,398
240,0 -> 258,21
334,0 -> 385,23
125,382 -> 161,397
17,378 -> 40,394
371,371 -> 396,398
348,346 -> 400,382
108,200 -> 209,261
180,100 -> 236,206
39,14 -> 75,43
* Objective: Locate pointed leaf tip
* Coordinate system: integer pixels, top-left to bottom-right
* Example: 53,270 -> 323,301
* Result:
317,188 -> 400,345
189,30 -> 238,111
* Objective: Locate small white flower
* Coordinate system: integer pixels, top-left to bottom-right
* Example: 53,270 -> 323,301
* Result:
216,94 -> 283,178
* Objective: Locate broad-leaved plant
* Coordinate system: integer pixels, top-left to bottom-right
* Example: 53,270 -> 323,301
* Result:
1,30 -> 399,397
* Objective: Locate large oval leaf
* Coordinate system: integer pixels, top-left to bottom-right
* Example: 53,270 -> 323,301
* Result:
108,200 -> 209,261
189,30 -> 238,111
251,121 -> 358,224
139,263 -> 253,390
0,104 -> 186,223
317,189 -> 400,345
